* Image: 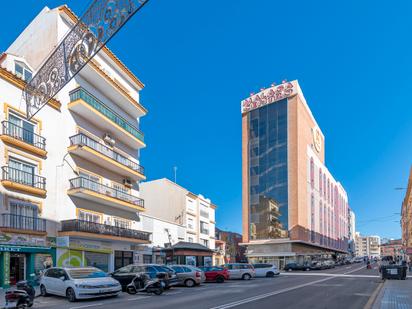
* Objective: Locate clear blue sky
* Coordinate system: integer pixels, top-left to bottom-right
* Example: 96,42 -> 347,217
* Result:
1,0 -> 411,239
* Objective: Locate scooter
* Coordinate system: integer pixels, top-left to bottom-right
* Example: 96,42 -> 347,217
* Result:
126,273 -> 164,296
4,281 -> 35,308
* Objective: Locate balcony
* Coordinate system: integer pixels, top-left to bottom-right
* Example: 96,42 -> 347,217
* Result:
67,177 -> 144,212
0,121 -> 47,157
68,133 -> 145,181
1,166 -> 46,197
60,219 -> 150,243
1,214 -> 46,235
68,88 -> 145,149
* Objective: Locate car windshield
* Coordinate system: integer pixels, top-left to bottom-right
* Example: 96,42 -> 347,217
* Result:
67,268 -> 108,279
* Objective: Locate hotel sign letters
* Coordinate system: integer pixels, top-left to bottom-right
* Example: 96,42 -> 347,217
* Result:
241,82 -> 296,114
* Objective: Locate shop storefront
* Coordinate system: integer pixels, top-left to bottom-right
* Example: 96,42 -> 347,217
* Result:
0,233 -> 55,288
163,242 -> 213,267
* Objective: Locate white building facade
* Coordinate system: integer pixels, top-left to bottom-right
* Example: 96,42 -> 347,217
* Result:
0,5 -> 154,286
140,178 -> 216,251
355,233 -> 380,258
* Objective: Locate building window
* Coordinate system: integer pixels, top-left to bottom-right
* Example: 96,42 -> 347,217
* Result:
201,239 -> 209,248
319,201 -> 323,244
78,209 -> 101,223
15,62 -> 32,82
188,237 -> 194,243
187,217 -> 194,230
311,194 -> 315,242
113,217 -> 131,229
8,157 -> 36,186
323,173 -> 326,198
200,221 -> 209,235
310,158 -> 314,189
327,179 -> 330,204
319,169 -> 322,197
8,113 -> 36,145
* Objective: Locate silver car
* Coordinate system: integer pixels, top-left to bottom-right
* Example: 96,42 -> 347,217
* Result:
40,267 -> 121,302
224,263 -> 256,280
169,265 -> 206,287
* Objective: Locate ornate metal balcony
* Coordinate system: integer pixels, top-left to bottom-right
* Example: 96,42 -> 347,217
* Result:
1,213 -> 46,232
60,219 -> 150,242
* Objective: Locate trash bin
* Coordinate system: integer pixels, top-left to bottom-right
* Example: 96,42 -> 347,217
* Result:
381,265 -> 405,280
400,266 -> 407,280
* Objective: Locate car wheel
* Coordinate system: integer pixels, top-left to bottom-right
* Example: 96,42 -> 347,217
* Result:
305,268 -> 310,271
184,279 -> 196,287
287,268 -> 292,272
126,286 -> 137,295
242,273 -> 252,280
266,272 -> 275,278
17,304 -> 28,309
66,288 -> 77,302
153,288 -> 163,295
216,276 -> 225,283
40,284 -> 48,297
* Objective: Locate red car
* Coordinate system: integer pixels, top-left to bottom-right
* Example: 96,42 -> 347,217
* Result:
199,266 -> 230,283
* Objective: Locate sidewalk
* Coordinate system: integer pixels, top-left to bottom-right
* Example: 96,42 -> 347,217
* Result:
0,286 -> 40,308
372,278 -> 412,309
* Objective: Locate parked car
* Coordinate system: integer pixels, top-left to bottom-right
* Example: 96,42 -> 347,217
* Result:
284,263 -> 311,271
252,263 -> 280,277
224,263 -> 255,280
308,261 -> 325,270
110,264 -> 178,290
199,266 -> 230,283
169,265 -> 205,287
40,267 -> 121,302
323,260 -> 336,269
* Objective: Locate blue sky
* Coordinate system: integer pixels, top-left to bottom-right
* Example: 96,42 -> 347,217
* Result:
1,0 -> 411,239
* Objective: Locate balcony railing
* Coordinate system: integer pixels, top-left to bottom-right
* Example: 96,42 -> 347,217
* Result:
2,121 -> 46,150
2,166 -> 46,190
69,177 -> 144,208
69,133 -> 144,175
61,219 -> 151,241
1,213 -> 46,232
69,88 -> 144,143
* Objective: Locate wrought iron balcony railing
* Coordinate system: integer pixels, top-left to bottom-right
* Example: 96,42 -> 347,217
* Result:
2,166 -> 46,190
2,121 -> 46,150
1,213 -> 46,232
69,177 -> 144,208
60,219 -> 151,241
69,88 -> 144,143
69,133 -> 144,175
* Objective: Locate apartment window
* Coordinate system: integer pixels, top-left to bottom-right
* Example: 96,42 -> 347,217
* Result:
112,182 -> 131,201
78,210 -> 101,223
9,158 -> 36,186
310,158 -> 314,189
201,239 -> 209,248
15,62 -> 32,82
9,200 -> 38,218
310,194 -> 315,242
79,171 -> 100,191
200,221 -> 209,235
113,217 -> 131,229
8,113 -> 36,145
319,169 -> 322,197
200,209 -> 209,219
188,237 -> 194,243
319,201 -> 323,243
187,217 -> 194,229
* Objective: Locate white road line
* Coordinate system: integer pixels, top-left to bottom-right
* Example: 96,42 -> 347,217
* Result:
208,265 -> 370,309
70,303 -> 103,309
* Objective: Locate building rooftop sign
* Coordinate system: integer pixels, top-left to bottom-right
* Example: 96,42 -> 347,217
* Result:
241,81 -> 297,114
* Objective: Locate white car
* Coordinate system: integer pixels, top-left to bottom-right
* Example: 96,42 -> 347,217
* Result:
224,263 -> 256,280
40,267 -> 121,302
252,263 -> 280,277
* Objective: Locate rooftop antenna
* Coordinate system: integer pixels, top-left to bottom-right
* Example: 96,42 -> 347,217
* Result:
173,166 -> 177,183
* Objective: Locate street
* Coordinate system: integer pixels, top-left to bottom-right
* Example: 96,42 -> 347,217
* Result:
22,264 -> 383,309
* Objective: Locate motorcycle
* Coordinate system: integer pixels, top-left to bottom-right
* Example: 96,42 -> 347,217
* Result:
126,273 -> 164,296
4,281 -> 35,308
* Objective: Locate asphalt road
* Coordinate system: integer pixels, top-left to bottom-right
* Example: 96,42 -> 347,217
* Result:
26,263 -> 383,309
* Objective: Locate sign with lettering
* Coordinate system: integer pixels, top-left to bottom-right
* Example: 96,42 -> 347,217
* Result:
241,81 -> 297,114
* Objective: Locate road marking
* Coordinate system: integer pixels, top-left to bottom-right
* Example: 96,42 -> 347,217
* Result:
353,293 -> 372,297
209,265 -> 370,309
281,273 -> 379,278
70,303 -> 103,309
127,295 -> 152,300
312,284 -> 343,287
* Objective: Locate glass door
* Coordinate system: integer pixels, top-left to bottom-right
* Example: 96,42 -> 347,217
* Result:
9,158 -> 35,186
9,113 -> 35,145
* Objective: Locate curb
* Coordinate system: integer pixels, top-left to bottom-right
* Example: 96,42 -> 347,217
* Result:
364,280 -> 385,309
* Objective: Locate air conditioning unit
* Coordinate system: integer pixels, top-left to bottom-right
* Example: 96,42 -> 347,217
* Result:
103,133 -> 115,146
123,179 -> 133,188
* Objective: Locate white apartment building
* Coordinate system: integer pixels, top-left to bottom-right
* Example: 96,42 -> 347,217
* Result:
348,209 -> 356,256
355,232 -> 380,258
140,178 -> 216,250
0,5 -> 153,287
